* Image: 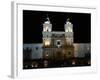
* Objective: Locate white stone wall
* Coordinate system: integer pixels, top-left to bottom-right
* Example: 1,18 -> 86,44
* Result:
74,43 -> 90,57
23,44 -> 43,59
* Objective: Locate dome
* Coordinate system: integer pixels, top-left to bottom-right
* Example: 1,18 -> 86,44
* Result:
44,15 -> 51,24
66,21 -> 71,25
65,18 -> 72,25
44,21 -> 50,24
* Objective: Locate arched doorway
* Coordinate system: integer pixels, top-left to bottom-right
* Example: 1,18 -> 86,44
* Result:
56,51 -> 62,60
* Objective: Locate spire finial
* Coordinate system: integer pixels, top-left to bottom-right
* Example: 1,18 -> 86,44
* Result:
44,14 -> 50,24
66,18 -> 72,25
67,18 -> 70,22
47,14 -> 50,21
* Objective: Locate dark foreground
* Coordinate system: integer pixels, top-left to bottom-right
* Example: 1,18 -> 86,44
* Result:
23,58 -> 91,69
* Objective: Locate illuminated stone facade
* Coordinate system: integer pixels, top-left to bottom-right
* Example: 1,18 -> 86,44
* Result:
43,17 -> 74,60
23,17 -> 90,60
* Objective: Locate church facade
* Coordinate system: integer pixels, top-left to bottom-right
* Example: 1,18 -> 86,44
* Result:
42,17 -> 74,60
23,16 -> 91,69
23,17 -> 90,60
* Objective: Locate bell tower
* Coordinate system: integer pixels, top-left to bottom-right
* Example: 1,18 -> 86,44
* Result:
42,15 -> 52,46
42,15 -> 52,60
64,18 -> 74,58
64,18 -> 73,45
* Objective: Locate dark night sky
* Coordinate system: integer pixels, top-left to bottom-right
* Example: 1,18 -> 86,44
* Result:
23,10 -> 91,43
